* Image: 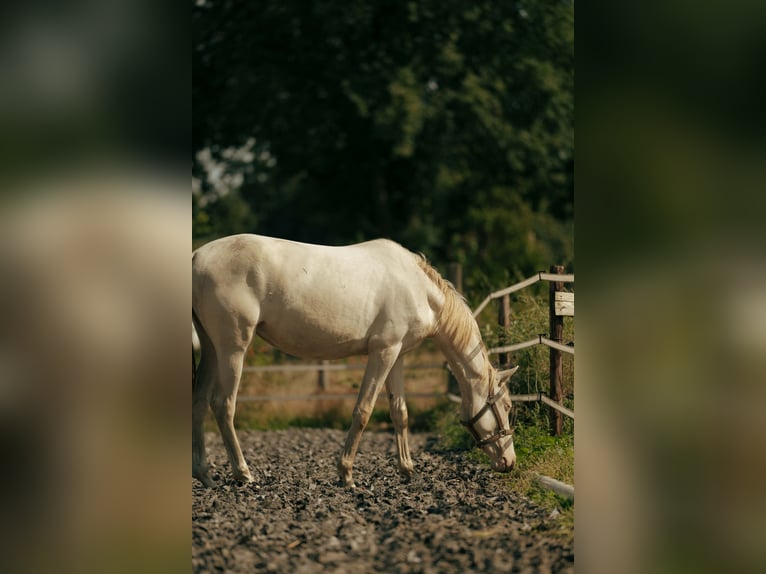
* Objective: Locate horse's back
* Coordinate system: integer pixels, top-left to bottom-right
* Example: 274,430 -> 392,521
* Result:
193,234 -> 416,290
192,234 -> 439,358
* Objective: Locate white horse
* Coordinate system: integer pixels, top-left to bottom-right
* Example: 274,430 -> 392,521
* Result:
192,234 -> 518,488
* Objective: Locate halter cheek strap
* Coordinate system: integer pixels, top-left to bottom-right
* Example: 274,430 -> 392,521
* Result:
460,384 -> 514,447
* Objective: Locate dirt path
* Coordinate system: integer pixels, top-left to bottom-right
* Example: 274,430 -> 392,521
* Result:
193,429 -> 574,573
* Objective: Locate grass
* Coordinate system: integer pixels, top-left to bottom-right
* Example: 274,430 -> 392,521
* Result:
509,423 -> 574,526
430,400 -> 574,537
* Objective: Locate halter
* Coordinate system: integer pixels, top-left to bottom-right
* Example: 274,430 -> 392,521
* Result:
459,354 -> 515,448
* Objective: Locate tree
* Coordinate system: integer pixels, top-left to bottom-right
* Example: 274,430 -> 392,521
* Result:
193,0 -> 573,288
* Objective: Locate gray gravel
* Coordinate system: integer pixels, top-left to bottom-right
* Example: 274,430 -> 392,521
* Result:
192,429 -> 574,573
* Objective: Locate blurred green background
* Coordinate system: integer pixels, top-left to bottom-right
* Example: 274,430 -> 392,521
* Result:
192,0 -> 574,293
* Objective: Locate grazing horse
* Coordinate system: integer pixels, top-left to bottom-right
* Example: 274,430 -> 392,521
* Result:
192,234 -> 518,488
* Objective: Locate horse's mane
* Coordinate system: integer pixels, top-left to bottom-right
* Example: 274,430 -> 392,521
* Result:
414,254 -> 483,353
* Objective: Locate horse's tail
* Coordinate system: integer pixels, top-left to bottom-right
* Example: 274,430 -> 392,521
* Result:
192,249 -> 201,390
191,308 -> 208,391
192,310 -> 200,390
192,346 -> 197,389
192,250 -> 215,390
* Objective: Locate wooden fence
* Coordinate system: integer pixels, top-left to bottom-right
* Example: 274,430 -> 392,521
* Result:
238,362 -> 445,402
470,264 -> 575,436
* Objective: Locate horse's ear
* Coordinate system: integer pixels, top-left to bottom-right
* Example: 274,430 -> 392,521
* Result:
497,366 -> 519,383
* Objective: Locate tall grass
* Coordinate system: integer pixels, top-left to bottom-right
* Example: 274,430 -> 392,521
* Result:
480,290 -> 574,433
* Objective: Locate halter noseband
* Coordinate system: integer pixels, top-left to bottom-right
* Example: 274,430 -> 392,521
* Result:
460,381 -> 514,447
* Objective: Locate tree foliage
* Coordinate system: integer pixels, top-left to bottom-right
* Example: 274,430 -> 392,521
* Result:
193,0 -> 573,290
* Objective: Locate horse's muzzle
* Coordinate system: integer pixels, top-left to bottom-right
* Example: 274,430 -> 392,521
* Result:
495,457 -> 515,472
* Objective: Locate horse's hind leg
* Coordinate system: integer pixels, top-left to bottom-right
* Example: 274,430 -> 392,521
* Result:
385,356 -> 414,478
210,318 -> 256,483
192,348 -> 217,487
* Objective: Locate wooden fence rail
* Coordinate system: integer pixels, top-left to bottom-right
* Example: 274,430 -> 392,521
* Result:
239,392 -> 447,403
488,335 -> 574,356
447,392 -> 575,420
472,271 -> 575,317
243,363 -> 444,374
242,362 -> 444,394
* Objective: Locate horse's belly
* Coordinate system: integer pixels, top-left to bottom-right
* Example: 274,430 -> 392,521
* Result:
255,318 -> 369,360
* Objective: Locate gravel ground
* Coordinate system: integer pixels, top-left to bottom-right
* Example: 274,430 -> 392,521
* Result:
192,429 -> 574,573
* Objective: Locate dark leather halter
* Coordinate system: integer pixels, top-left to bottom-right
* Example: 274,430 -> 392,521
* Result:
460,382 -> 514,447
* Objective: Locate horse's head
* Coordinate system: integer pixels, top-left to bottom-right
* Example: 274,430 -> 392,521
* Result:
461,366 -> 519,472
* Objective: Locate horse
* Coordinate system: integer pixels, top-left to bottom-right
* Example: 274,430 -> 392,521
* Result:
192,234 -> 518,488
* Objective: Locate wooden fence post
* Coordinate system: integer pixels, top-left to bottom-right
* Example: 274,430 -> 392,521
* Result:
447,263 -> 463,293
318,360 -> 329,392
549,265 -> 565,436
497,294 -> 511,366
446,263 -> 463,396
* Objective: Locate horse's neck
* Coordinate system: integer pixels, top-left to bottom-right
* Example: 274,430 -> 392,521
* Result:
435,331 -> 489,415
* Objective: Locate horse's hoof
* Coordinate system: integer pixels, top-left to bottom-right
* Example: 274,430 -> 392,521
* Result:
233,471 -> 254,484
398,465 -> 415,480
194,473 -> 217,488
338,464 -> 354,489
339,476 -> 356,489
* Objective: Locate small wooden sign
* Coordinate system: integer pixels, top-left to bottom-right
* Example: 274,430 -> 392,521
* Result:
554,291 -> 574,316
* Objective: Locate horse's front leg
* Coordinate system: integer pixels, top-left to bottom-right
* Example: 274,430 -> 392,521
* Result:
385,356 -> 414,479
338,344 -> 402,488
